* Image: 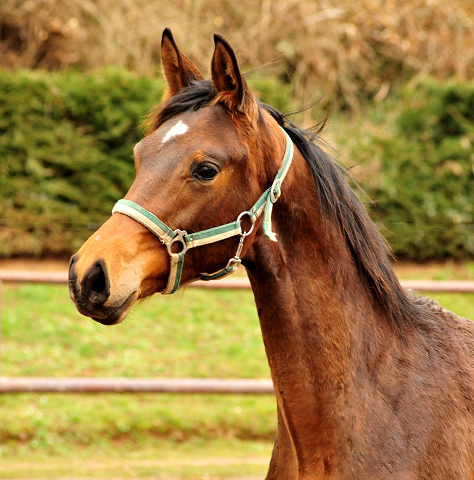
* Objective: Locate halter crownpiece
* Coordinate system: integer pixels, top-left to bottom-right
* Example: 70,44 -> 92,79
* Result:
112,126 -> 294,295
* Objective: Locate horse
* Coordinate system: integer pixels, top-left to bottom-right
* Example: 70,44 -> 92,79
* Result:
69,29 -> 474,479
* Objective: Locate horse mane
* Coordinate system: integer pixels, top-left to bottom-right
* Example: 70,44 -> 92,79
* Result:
264,104 -> 439,331
148,79 -> 435,332
146,80 -> 216,133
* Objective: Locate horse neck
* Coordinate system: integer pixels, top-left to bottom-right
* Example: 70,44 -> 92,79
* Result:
245,148 -> 389,373
243,137 -> 396,460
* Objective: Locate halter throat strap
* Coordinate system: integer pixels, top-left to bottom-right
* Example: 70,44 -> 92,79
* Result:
112,126 -> 294,294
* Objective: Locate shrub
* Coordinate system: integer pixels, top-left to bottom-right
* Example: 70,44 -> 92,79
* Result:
0,69 -> 291,257
2,70 -> 473,260
0,69 -> 164,256
354,80 -> 474,260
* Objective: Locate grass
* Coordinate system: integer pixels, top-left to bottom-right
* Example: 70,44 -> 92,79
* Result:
1,284 -> 268,378
0,281 -> 275,477
0,438 -> 273,479
1,262 -> 474,477
392,260 -> 474,282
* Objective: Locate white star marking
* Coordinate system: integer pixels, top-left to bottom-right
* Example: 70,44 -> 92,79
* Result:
162,120 -> 189,143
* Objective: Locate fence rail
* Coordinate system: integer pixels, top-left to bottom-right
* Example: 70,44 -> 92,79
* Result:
0,377 -> 274,394
1,270 -> 474,292
0,269 -> 473,394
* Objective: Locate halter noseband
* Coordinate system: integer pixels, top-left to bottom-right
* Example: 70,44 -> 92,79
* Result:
112,126 -> 294,294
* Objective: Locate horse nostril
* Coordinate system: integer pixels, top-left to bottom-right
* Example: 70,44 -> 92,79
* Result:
69,254 -> 78,275
85,260 -> 110,306
68,254 -> 79,300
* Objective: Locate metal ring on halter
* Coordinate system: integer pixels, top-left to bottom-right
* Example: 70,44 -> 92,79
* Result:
237,211 -> 255,237
167,229 -> 188,256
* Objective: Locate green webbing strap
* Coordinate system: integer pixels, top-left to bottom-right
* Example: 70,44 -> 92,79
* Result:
112,199 -> 186,294
168,251 -> 185,294
200,265 -> 235,281
112,199 -> 176,245
249,127 -> 293,241
111,125 -> 294,294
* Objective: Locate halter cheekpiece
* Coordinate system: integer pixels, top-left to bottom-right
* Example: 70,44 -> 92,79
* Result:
112,126 -> 294,294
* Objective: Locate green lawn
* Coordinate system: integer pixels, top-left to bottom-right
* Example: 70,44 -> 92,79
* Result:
1,263 -> 474,478
0,438 -> 274,479
1,284 -> 268,378
0,282 -> 275,478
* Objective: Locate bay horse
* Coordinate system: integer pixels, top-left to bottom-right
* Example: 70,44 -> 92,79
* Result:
69,29 -> 474,479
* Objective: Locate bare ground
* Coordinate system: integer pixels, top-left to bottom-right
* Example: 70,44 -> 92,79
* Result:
1,258 -> 474,280
0,456 -> 269,480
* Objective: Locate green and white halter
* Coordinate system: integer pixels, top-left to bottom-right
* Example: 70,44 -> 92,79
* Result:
112,127 -> 294,294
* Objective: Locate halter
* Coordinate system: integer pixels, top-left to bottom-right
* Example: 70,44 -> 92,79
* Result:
112,126 -> 294,294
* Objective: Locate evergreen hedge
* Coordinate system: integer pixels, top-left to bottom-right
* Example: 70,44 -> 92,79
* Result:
1,70 -> 473,259
362,81 -> 474,260
0,69 -> 291,258
0,69 -> 164,256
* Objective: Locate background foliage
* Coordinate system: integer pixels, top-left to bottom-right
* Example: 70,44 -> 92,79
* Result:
1,0 -> 474,259
1,0 -> 474,110
345,81 -> 474,260
0,69 -> 162,256
1,70 -> 474,259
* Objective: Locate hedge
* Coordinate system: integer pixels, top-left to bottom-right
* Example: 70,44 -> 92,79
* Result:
0,69 -> 292,258
0,69 -> 164,256
358,80 -> 474,260
1,70 -> 473,259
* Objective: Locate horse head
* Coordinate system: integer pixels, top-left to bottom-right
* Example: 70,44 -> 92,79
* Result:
69,29 -> 289,325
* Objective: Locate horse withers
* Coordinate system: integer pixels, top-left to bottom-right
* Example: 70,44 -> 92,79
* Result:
69,29 -> 474,479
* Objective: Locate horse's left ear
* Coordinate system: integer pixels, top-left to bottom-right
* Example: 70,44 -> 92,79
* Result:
161,28 -> 204,98
211,34 -> 258,121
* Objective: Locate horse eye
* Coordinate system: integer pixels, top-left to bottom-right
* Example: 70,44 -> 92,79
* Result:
195,164 -> 218,181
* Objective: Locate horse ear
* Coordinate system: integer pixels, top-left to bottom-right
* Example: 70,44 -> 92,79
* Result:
161,28 -> 204,98
211,34 -> 258,120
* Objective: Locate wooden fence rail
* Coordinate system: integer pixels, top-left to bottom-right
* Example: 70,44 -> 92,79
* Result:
0,377 -> 274,394
1,270 -> 474,292
0,270 -> 473,394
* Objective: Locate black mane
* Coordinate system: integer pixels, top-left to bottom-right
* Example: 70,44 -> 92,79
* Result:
149,79 -> 434,331
265,105 -> 436,331
147,80 -> 216,133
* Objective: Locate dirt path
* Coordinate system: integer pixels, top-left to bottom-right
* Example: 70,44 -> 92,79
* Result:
2,258 -> 474,280
0,456 -> 269,479
0,259 -> 69,271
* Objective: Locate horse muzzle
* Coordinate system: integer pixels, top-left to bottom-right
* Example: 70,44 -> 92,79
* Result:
68,254 -> 137,325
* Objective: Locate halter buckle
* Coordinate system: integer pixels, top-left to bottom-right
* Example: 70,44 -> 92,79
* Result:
167,229 -> 188,255
270,178 -> 282,204
226,257 -> 242,271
